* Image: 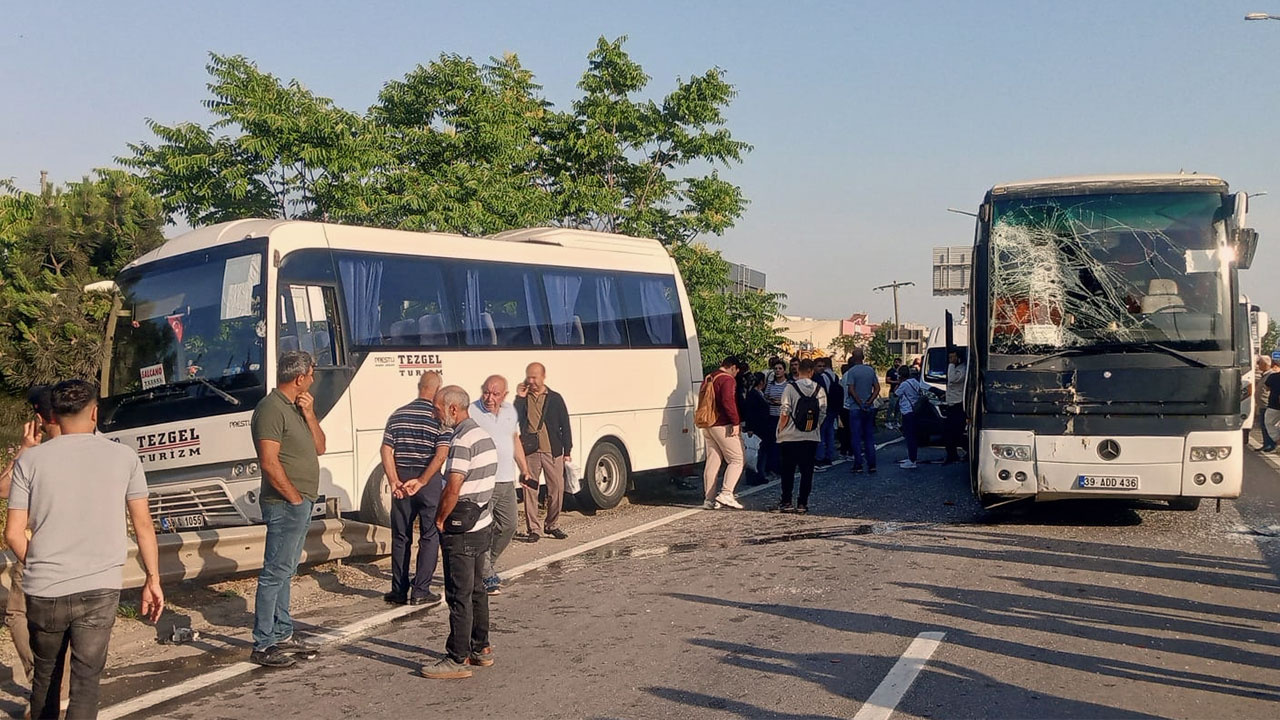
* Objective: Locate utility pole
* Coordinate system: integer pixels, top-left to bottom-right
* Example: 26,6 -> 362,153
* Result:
873,280 -> 915,330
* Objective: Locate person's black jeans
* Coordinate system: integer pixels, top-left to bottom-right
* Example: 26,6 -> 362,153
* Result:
441,526 -> 491,663
943,403 -> 965,462
779,440 -> 818,507
26,587 -> 119,719
391,470 -> 442,600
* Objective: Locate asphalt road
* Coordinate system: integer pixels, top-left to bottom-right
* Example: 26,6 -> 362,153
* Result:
119,442 -> 1280,719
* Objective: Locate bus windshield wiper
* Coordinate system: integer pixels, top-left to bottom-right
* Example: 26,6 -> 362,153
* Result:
175,376 -> 242,406
100,385 -> 190,427
1007,342 -> 1207,370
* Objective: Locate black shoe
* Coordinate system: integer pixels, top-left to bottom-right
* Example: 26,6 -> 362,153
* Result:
250,646 -> 297,668
409,592 -> 443,607
383,592 -> 408,605
276,636 -> 319,658
868,467 -> 877,474
850,465 -> 864,474
546,528 -> 568,540
524,533 -> 540,543
771,503 -> 795,513
796,505 -> 808,514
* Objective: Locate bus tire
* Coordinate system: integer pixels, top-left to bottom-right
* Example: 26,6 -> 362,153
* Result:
359,470 -> 394,526
1168,497 -> 1201,511
582,440 -> 629,510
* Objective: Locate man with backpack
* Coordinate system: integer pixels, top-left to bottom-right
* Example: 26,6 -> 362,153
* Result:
773,359 -> 826,514
696,356 -> 745,509
813,357 -> 841,468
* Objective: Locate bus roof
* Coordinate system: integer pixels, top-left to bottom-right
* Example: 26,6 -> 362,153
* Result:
987,173 -> 1228,200
124,219 -> 673,271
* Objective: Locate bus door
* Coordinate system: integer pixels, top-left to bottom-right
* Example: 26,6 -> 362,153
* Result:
278,281 -> 356,515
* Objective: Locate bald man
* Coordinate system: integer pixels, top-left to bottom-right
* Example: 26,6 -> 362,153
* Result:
514,363 -> 573,541
470,375 -> 532,595
380,371 -> 450,606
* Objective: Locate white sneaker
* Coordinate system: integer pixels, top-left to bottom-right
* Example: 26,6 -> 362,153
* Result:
715,493 -> 744,509
901,461 -> 919,469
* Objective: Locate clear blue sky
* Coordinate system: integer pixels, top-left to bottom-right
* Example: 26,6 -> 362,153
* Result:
3,1 -> 1279,327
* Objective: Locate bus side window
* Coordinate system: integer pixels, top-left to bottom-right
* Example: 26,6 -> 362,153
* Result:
455,263 -> 551,348
542,270 -> 626,347
619,274 -> 686,349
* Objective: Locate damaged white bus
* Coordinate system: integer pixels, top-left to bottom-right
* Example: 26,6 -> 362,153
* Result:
96,220 -> 703,530
966,174 -> 1259,509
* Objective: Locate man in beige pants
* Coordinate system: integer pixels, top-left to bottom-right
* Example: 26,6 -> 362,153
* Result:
702,356 -> 745,510
515,363 -> 573,542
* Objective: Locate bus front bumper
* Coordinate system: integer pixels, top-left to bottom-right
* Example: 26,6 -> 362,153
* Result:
978,429 -> 1241,500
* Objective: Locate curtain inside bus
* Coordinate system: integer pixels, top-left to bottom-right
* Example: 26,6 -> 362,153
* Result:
338,258 -> 383,345
543,273 -> 582,344
638,277 -> 675,345
596,275 -> 623,345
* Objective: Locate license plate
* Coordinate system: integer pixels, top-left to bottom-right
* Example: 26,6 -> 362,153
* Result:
157,513 -> 206,531
1078,475 -> 1139,490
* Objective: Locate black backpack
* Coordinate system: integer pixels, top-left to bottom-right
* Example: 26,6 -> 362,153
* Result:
821,370 -> 842,410
789,381 -> 822,432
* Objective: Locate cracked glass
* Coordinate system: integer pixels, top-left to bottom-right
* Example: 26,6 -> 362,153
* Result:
988,191 -> 1232,355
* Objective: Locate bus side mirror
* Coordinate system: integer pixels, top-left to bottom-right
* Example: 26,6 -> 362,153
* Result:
1234,227 -> 1258,269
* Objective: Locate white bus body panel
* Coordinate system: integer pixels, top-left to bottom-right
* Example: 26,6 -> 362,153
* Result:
977,429 -> 1241,501
113,220 -> 702,525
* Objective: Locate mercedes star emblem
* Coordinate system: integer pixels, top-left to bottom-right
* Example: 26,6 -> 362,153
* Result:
1097,439 -> 1121,462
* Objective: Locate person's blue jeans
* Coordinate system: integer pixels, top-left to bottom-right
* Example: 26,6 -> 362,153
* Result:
849,406 -> 878,470
1261,416 -> 1276,450
901,411 -> 919,463
817,413 -> 838,462
253,499 -> 314,651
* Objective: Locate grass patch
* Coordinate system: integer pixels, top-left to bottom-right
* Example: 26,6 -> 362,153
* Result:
116,603 -> 141,620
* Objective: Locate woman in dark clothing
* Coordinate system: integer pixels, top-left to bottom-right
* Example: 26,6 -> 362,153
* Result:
742,372 -> 774,481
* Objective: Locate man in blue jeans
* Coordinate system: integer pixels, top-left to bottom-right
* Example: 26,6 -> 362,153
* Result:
842,348 -> 881,474
250,351 -> 327,668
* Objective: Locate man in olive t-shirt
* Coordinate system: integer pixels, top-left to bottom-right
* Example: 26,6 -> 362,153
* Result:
249,351 -> 326,668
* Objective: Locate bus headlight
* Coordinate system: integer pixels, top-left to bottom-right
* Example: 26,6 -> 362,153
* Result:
1193,474 -> 1207,485
248,462 -> 259,475
1189,446 -> 1231,462
991,444 -> 1031,461
232,464 -> 245,477
1211,472 -> 1224,484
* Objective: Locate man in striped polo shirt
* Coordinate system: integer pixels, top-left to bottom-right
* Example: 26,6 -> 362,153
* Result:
422,385 -> 498,680
381,371 -> 450,606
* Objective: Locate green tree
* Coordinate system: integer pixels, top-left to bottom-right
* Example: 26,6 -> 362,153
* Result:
123,53 -> 385,225
1264,318 -> 1278,356
547,36 -> 751,244
828,333 -> 868,361
0,172 -> 165,394
866,323 -> 894,371
671,243 -> 785,372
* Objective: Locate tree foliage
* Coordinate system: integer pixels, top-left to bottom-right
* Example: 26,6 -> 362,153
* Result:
119,39 -> 767,368
828,333 -> 868,361
1264,318 -> 1278,357
0,172 -> 166,393
866,323 -> 895,372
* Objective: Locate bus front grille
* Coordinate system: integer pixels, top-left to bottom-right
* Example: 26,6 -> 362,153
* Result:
149,483 -> 245,525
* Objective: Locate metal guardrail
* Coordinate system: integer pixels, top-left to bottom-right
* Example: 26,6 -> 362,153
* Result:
0,518 -> 391,594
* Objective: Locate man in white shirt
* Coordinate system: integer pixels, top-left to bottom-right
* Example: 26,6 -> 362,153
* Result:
471,375 -> 532,596
943,350 -> 967,464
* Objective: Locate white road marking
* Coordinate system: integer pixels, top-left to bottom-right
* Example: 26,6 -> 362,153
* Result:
852,631 -> 946,720
100,479 -> 780,719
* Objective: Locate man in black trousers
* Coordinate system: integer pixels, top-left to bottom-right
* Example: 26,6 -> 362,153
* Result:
380,371 -> 450,606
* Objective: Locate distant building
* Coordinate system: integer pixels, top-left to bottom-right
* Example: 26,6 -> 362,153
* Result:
887,323 -> 929,361
726,262 -> 767,294
775,313 -> 878,359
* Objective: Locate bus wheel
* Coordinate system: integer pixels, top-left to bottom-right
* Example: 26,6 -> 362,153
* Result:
359,471 -> 394,526
582,441 -> 629,510
1168,497 -> 1201,511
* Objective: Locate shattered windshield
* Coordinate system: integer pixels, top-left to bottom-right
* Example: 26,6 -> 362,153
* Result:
989,191 -> 1232,355
101,241 -> 268,430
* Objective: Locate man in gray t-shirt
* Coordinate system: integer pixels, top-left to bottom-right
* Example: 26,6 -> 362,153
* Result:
841,348 -> 881,474
5,379 -> 163,719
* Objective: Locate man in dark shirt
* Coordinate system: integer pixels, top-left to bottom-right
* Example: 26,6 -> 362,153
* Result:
381,371 -> 450,607
249,351 -> 326,668
1264,369 -> 1280,453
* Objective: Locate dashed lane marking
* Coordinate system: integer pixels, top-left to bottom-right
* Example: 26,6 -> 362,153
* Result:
100,479 -> 782,719
852,631 -> 947,720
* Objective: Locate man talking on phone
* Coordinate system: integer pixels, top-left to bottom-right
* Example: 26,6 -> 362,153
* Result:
249,351 -> 326,668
